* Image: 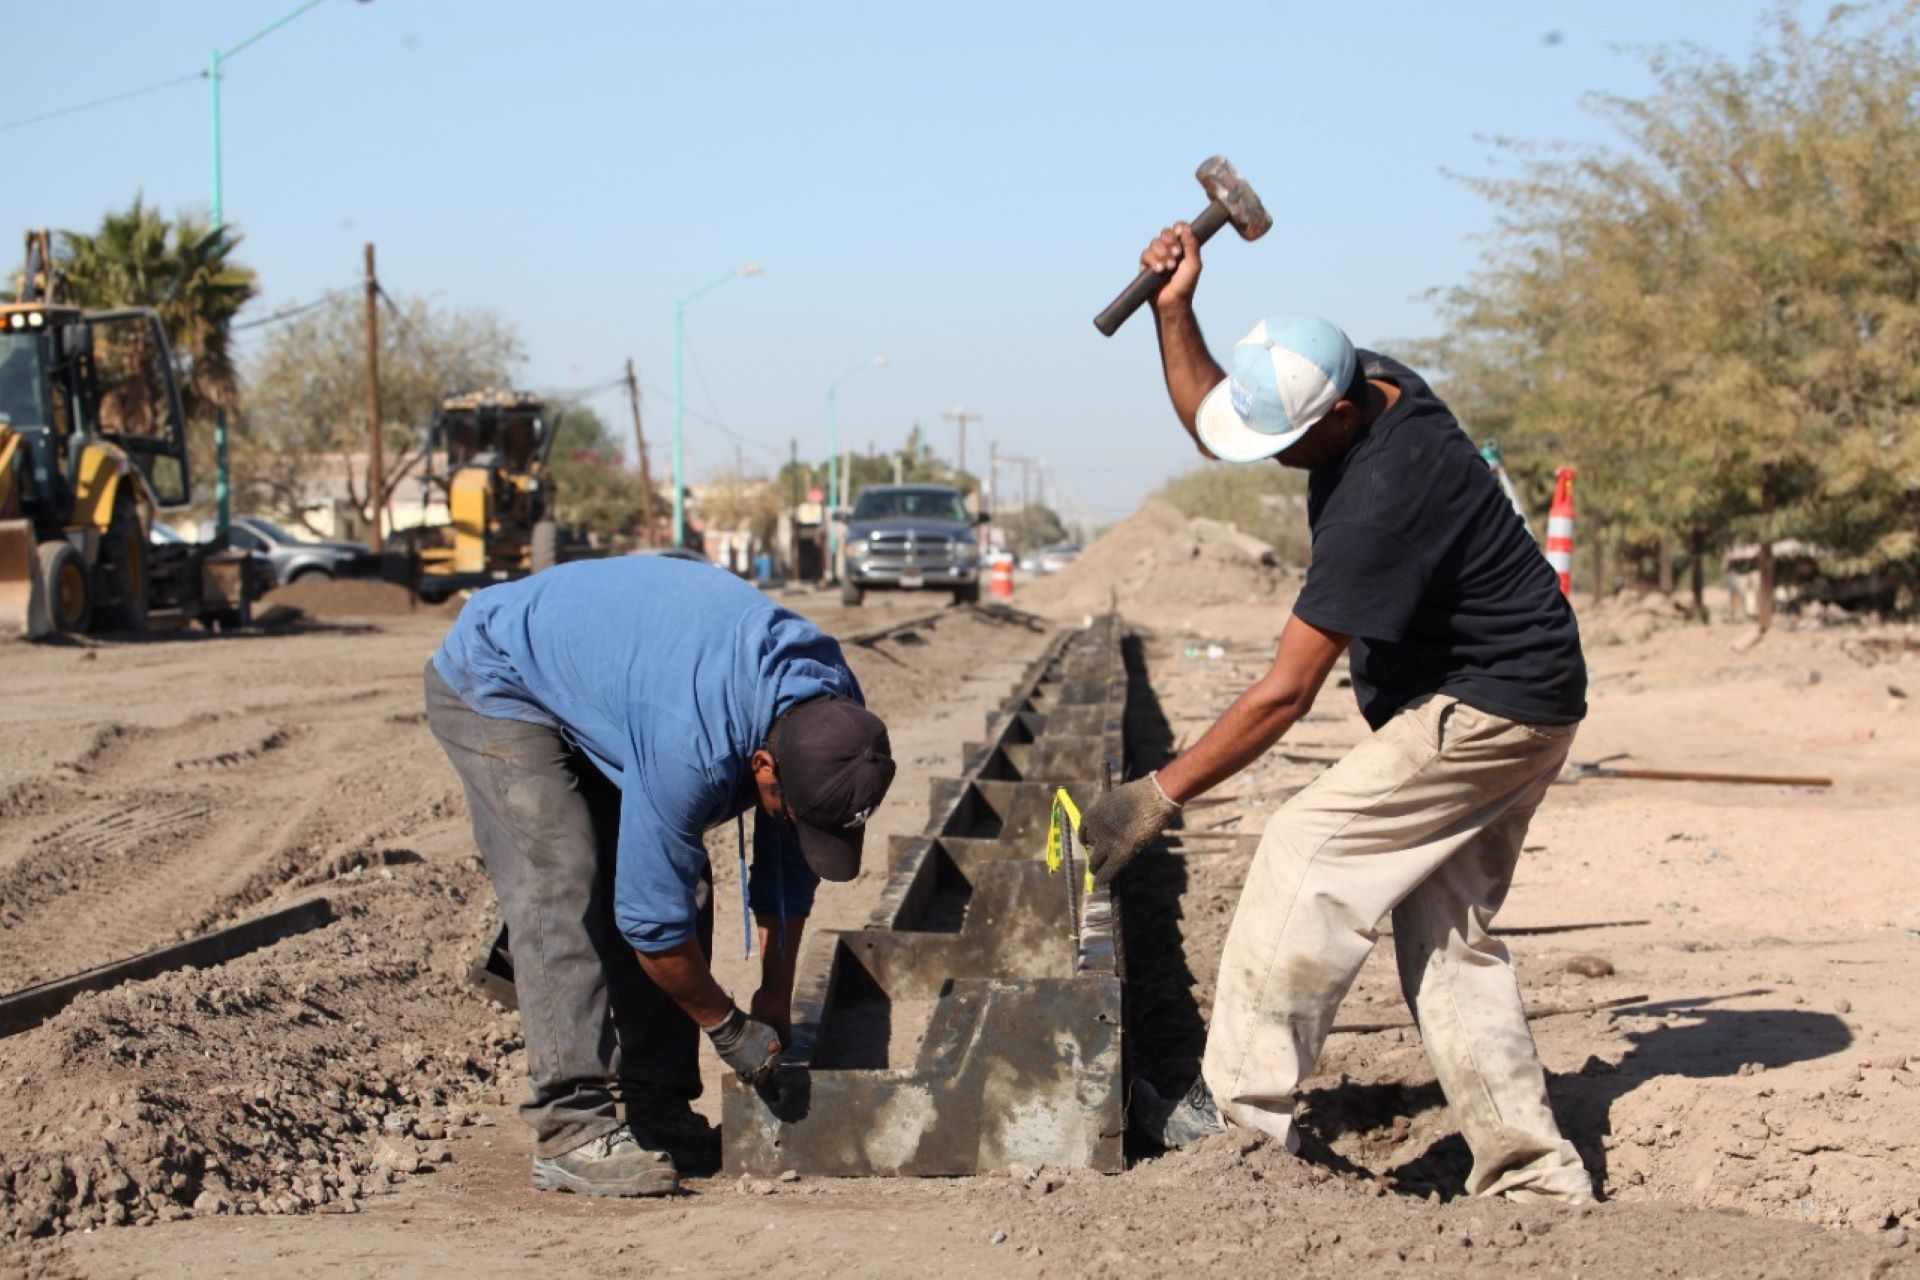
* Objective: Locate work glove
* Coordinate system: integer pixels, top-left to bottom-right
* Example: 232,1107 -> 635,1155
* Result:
704,1007 -> 783,1085
1084,773 -> 1181,888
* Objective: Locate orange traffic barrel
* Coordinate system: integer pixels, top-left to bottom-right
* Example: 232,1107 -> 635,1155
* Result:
989,553 -> 1014,599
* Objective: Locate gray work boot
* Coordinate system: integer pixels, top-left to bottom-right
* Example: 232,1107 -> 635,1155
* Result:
625,1090 -> 722,1175
1131,1077 -> 1227,1150
531,1128 -> 678,1197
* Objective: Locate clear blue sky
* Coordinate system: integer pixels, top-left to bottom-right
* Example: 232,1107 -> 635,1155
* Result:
9,2 -> 1810,523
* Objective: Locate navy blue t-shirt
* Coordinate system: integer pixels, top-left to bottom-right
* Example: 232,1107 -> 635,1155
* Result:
1290,351 -> 1586,730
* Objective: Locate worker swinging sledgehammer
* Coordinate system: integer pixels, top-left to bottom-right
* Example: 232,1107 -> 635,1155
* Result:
1079,220 -> 1594,1204
425,556 -> 897,1196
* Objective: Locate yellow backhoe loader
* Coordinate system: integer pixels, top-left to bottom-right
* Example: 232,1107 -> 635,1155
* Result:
401,389 -> 579,602
0,230 -> 251,638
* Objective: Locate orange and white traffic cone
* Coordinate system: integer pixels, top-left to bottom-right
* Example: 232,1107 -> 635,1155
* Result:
989,553 -> 1015,599
1546,467 -> 1576,596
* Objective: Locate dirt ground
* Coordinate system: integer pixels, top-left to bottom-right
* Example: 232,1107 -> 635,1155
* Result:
3,567 -> 1918,1277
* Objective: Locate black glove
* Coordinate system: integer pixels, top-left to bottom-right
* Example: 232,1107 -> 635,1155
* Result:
705,1006 -> 783,1084
1084,773 -> 1181,887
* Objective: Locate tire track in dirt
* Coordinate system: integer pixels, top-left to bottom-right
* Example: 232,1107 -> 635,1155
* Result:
0,685 -> 432,991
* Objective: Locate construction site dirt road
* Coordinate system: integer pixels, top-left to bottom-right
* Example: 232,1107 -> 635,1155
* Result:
2,558 -> 1918,1278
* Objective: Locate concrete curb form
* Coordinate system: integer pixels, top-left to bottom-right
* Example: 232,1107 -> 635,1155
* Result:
723,615 -> 1130,1176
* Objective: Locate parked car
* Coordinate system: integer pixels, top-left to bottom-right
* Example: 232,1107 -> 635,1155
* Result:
1035,541 -> 1083,574
838,483 -> 985,606
212,515 -> 380,588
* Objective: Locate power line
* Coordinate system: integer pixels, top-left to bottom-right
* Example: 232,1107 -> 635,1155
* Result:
230,289 -> 351,331
0,70 -> 204,135
680,337 -> 795,463
534,375 -> 628,401
634,376 -> 784,460
684,337 -> 732,436
373,283 -> 430,355
253,277 -> 785,464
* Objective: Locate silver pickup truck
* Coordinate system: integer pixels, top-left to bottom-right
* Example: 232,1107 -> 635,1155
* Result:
838,483 -> 985,606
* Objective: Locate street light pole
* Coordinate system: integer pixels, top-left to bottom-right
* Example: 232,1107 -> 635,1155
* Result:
671,265 -> 761,548
826,356 -> 889,580
207,0 -> 356,540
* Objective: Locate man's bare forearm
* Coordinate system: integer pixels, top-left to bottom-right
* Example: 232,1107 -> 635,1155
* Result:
1153,302 -> 1226,453
1156,616 -> 1348,804
635,938 -> 733,1028
1156,681 -> 1309,803
755,914 -> 806,1002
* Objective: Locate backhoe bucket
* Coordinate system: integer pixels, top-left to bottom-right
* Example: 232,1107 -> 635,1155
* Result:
0,519 -> 47,638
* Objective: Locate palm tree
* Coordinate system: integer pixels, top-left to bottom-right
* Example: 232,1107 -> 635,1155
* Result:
55,196 -> 258,422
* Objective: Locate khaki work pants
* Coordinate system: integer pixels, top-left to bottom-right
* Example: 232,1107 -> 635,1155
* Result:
1199,694 -> 1594,1202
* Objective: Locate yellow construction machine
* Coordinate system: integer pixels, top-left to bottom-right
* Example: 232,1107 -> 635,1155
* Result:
0,231 -> 251,637
403,389 -> 575,602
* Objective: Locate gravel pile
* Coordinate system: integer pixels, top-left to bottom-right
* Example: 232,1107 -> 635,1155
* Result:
1,864 -> 512,1242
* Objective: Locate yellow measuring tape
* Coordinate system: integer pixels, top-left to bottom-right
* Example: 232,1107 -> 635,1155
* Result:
1047,787 -> 1095,896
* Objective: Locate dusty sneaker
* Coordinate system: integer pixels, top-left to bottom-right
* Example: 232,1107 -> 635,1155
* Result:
531,1128 -> 678,1197
1131,1077 -> 1226,1150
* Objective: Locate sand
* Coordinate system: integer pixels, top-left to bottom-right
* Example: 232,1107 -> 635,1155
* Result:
2,575 -> 1917,1277
1037,500 -> 1294,622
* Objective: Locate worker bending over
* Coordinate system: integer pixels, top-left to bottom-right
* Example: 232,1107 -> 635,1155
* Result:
427,556 -> 895,1196
1083,223 -> 1592,1203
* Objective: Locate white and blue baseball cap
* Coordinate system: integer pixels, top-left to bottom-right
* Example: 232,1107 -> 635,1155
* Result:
1194,316 -> 1358,462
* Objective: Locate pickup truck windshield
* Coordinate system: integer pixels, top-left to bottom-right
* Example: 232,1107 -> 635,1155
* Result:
851,489 -> 969,522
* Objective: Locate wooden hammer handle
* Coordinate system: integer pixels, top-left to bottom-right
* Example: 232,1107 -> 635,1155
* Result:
1609,767 -> 1832,787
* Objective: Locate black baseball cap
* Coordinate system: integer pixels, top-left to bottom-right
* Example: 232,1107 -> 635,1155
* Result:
774,698 -> 896,881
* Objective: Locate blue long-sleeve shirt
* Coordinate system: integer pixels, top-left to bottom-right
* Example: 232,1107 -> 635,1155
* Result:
432,556 -> 861,951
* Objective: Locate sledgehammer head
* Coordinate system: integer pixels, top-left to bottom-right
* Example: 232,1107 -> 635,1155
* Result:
1092,154 -> 1272,336
1196,155 -> 1272,241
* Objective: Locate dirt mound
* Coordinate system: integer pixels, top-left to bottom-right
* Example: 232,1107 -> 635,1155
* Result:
260,578 -> 437,619
0,865 -> 515,1242
1579,588 -> 1695,646
1039,500 -> 1295,621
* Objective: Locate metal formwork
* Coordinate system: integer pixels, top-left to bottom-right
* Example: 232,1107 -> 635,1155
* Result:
722,616 -> 1129,1176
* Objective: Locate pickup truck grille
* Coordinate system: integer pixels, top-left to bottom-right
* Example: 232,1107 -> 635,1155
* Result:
864,534 -> 961,566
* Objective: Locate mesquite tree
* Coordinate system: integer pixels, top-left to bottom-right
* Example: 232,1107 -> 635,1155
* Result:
1427,6 -> 1920,623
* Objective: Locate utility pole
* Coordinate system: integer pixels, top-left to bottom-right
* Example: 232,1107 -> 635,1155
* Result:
624,358 -> 658,546
735,442 -> 747,574
1000,453 -> 1037,555
942,407 -> 981,479
363,243 -> 385,553
988,439 -> 999,540
1003,455 -> 1034,513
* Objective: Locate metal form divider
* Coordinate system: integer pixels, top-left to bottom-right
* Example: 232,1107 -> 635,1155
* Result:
722,615 -> 1130,1175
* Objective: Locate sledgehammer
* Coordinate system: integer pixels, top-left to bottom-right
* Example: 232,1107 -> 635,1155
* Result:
1092,155 -> 1272,336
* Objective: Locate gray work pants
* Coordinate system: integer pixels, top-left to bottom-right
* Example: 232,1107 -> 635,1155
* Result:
425,663 -> 714,1157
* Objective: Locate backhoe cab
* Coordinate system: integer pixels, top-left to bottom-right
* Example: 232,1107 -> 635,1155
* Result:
0,229 -> 251,637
